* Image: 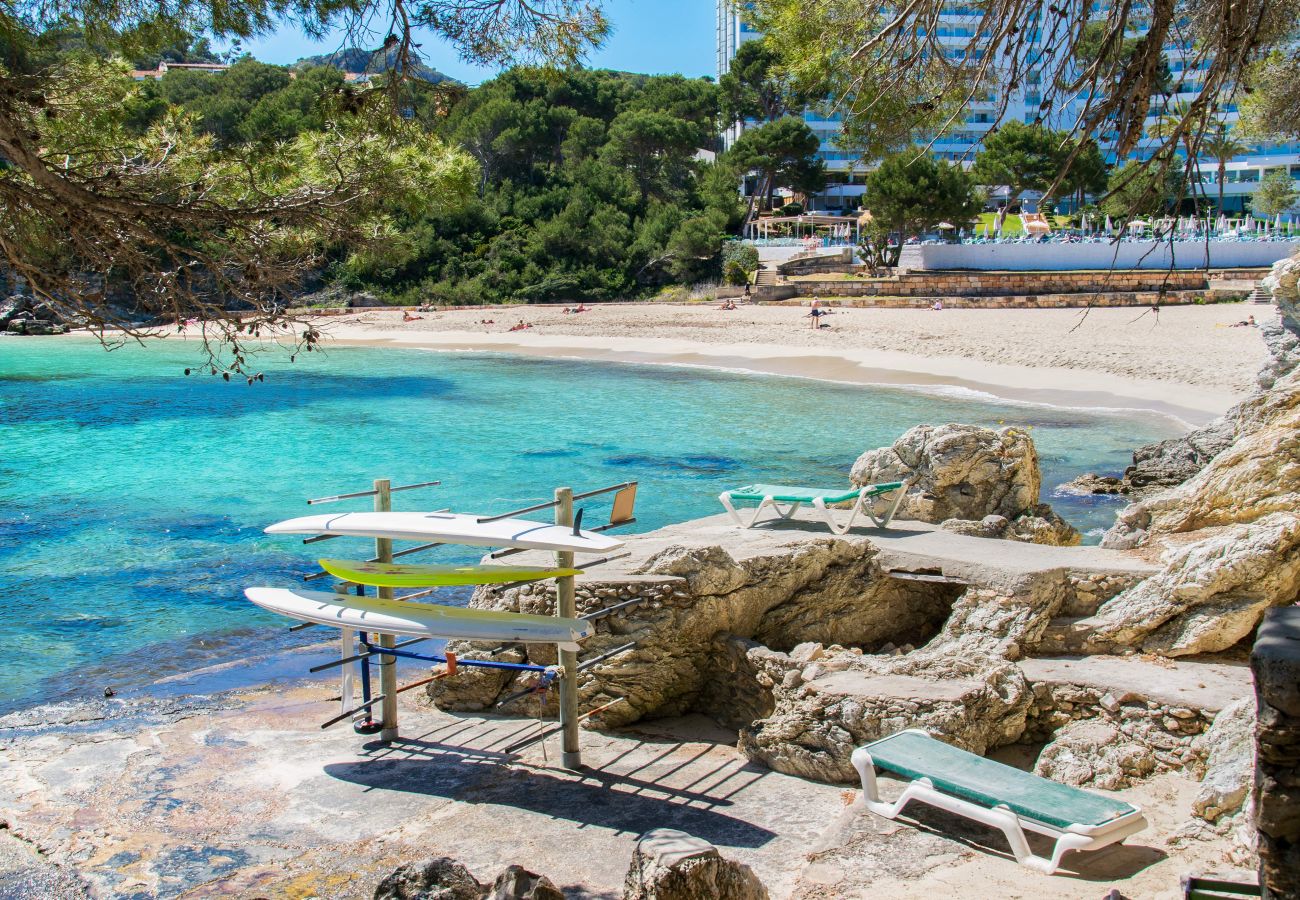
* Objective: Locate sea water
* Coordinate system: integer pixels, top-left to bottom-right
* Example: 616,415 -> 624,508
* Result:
0,337 -> 1180,711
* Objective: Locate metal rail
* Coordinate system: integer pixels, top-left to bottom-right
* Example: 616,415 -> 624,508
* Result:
475,482 -> 636,524
502,697 -> 627,755
309,637 -> 429,673
307,480 -> 441,505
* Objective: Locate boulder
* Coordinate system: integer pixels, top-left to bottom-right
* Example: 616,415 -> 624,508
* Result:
851,424 -> 1041,523
1034,720 -> 1155,790
0,295 -> 27,329
1060,473 -> 1130,495
484,865 -> 564,900
1086,513 -> 1300,656
942,506 -> 1081,546
374,857 -> 483,900
1191,698 -> 1256,824
623,829 -> 767,900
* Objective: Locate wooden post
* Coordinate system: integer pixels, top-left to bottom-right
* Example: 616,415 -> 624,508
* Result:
375,478 -> 398,742
554,487 -> 581,769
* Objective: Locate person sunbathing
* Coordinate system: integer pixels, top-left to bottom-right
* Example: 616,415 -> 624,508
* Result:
402,311 -> 423,322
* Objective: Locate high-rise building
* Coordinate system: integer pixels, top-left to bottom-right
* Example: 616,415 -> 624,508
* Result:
716,1 -> 1300,215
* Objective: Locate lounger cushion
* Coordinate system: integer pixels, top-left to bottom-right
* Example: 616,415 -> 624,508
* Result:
724,482 -> 904,504
863,731 -> 1137,831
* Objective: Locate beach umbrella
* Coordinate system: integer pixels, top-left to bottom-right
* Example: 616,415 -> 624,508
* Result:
1104,215 -> 1113,232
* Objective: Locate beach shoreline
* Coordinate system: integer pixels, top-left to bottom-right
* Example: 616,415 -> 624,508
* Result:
302,302 -> 1270,426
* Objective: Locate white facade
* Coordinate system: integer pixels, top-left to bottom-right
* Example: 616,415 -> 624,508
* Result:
715,1 -> 1300,215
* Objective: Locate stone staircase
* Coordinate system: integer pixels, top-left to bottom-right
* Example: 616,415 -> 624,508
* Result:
754,267 -> 780,287
1250,280 -> 1274,304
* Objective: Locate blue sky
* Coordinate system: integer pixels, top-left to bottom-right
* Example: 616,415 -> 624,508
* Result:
237,0 -> 716,84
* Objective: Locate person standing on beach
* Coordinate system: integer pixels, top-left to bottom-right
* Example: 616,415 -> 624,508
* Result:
806,299 -> 827,329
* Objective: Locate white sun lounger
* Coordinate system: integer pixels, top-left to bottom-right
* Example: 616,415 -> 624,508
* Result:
718,481 -> 908,534
851,730 -> 1148,875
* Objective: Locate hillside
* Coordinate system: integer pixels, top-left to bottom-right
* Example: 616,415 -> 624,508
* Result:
292,46 -> 456,83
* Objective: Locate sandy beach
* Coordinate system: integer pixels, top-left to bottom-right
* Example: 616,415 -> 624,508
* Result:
308,302 -> 1270,425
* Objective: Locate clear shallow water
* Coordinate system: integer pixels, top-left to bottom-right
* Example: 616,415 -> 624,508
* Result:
0,336 -> 1179,710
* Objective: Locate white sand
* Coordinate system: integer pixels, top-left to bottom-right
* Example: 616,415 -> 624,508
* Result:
309,302 -> 1271,425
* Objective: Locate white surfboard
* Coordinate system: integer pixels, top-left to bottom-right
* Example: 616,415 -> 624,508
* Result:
245,587 -> 594,649
264,511 -> 625,554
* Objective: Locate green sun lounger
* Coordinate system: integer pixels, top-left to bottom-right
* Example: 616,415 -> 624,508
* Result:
718,480 -> 908,533
852,730 -> 1148,874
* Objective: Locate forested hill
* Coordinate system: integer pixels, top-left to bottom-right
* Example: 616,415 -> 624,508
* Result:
338,68 -> 745,304
292,47 -> 455,84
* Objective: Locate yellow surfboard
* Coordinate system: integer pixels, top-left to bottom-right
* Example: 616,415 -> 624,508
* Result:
318,558 -> 583,588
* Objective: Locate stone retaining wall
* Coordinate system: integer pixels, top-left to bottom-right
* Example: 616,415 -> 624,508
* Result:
1024,681 -> 1214,775
796,268 -> 1208,296
759,289 -> 1205,308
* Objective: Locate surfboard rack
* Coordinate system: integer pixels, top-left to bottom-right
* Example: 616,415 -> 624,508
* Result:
271,476 -> 643,758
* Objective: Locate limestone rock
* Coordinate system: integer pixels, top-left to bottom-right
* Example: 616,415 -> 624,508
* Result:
850,424 -> 1040,523
1087,513 -> 1300,656
1124,420 -> 1238,492
623,829 -> 768,900
1124,372 -> 1300,537
940,507 -> 1080,546
1034,720 -> 1155,790
374,857 -> 483,900
739,651 -> 1035,783
1005,504 -> 1082,546
636,544 -> 747,595
940,515 -> 1008,538
484,865 -> 564,900
1103,266 -> 1300,547
1060,473 -> 1130,495
1191,698 -> 1256,824
0,295 -> 26,329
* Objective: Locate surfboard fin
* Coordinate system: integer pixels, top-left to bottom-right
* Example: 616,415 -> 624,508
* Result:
572,508 -> 584,536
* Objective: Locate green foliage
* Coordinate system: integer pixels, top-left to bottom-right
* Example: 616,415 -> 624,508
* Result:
292,47 -> 455,84
1101,157 -> 1187,218
721,241 -> 759,284
1251,170 -> 1300,217
861,150 -> 981,267
725,116 -> 825,212
1239,50 -> 1300,141
718,38 -> 811,125
971,122 -> 1064,201
338,68 -> 738,303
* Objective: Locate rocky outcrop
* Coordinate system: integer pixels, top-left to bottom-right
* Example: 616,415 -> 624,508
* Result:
374,857 -> 485,900
0,294 -> 71,335
941,503 -> 1080,546
1082,513 -> 1300,657
623,829 -> 768,900
1191,699 -> 1256,826
429,537 -> 963,730
487,866 -> 565,900
1034,720 -> 1155,790
373,859 -> 564,900
850,424 -> 1040,523
851,423 -> 1079,544
1104,255 -> 1300,548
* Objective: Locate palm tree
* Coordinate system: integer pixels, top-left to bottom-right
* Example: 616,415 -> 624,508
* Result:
1201,123 -> 1250,215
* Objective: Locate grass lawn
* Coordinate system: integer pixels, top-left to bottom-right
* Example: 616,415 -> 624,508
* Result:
974,212 -> 1072,235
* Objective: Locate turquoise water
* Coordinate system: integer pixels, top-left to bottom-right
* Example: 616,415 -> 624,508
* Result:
0,337 -> 1178,710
